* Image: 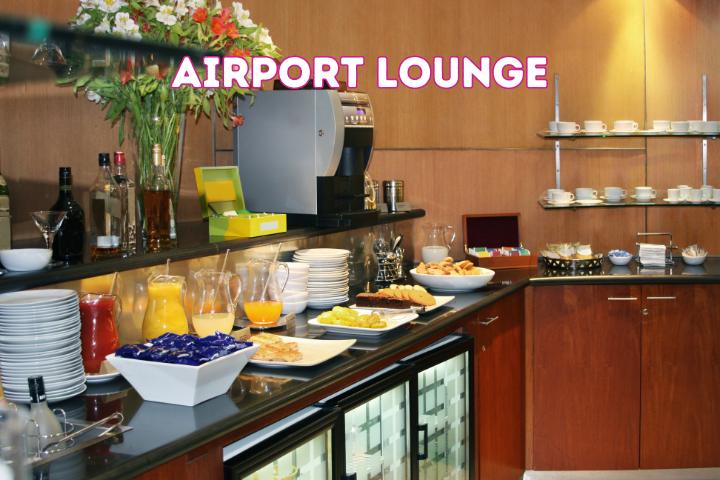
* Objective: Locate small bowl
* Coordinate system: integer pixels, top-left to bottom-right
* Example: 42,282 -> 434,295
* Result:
608,255 -> 633,266
682,253 -> 707,266
281,299 -> 308,315
282,290 -> 309,302
0,249 -> 52,271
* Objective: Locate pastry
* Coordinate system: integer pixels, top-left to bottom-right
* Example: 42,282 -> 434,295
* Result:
356,292 -> 413,309
251,333 -> 303,362
377,284 -> 436,306
416,258 -> 484,276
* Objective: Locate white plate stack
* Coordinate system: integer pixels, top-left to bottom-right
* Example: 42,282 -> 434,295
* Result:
292,249 -> 350,309
0,289 -> 86,403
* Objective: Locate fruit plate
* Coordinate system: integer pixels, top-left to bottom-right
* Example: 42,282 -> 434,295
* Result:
308,310 -> 418,337
349,295 -> 455,314
248,336 -> 355,367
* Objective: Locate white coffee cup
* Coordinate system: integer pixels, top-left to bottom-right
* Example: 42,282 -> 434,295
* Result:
635,186 -> 656,199
557,121 -> 581,133
548,121 -> 559,132
713,188 -> 720,202
604,186 -> 627,200
575,187 -> 598,200
551,190 -> 575,204
701,185 -> 713,201
703,121 -> 720,133
583,120 -> 607,133
677,185 -> 692,200
671,121 -> 689,133
653,120 -> 671,131
667,188 -> 680,201
689,188 -> 702,202
545,188 -> 564,200
614,120 -> 639,132
688,120 -> 705,132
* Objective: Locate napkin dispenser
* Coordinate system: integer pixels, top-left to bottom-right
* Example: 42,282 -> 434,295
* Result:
462,213 -> 536,269
194,166 -> 286,239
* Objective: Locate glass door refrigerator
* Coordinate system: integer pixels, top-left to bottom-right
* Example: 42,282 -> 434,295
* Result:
223,406 -> 338,479
319,333 -> 473,480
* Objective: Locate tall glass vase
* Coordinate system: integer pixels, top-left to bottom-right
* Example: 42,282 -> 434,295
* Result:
130,105 -> 186,250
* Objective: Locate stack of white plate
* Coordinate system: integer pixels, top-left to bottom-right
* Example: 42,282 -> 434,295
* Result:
292,249 -> 350,309
0,289 -> 86,403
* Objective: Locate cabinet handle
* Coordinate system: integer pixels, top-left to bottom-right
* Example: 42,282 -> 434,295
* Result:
607,297 -> 638,301
418,424 -> 429,460
646,296 -> 676,300
478,315 -> 499,326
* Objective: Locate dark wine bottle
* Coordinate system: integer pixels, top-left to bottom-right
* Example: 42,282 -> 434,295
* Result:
51,167 -> 85,263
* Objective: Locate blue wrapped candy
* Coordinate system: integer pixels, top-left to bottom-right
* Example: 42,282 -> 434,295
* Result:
115,332 -> 253,366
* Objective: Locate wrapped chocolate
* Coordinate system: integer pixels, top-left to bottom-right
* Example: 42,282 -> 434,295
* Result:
115,332 -> 253,366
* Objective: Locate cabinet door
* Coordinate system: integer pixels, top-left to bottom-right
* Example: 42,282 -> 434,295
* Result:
532,285 -> 641,470
344,382 -> 410,479
641,284 -> 720,468
417,350 -> 470,480
468,291 -> 524,480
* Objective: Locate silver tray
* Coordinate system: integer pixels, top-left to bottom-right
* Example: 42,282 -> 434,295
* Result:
542,254 -> 603,270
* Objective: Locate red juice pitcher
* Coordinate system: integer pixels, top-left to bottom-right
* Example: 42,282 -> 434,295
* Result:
80,293 -> 120,374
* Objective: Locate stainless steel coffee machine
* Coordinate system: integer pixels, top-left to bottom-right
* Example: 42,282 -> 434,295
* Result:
233,89 -> 379,227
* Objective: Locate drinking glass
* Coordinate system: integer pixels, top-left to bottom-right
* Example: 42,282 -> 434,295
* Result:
31,210 -> 66,251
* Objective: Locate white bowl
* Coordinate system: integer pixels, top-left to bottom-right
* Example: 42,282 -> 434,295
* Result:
608,255 -> 633,266
0,249 -> 52,272
682,254 -> 707,266
106,344 -> 259,406
281,299 -> 308,315
409,267 -> 495,292
282,290 -> 309,302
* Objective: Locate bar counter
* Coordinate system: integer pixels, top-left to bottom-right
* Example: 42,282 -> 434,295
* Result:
39,257 -> 720,479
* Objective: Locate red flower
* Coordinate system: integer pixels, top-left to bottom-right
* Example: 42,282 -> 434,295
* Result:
120,60 -> 134,85
192,7 -> 207,23
231,114 -> 245,127
210,16 -> 226,35
141,21 -> 151,33
228,47 -> 249,57
210,8 -> 234,36
225,24 -> 239,39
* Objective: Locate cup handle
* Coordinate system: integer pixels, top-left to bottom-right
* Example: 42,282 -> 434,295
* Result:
633,122 -> 639,130
592,190 -> 598,198
651,189 -> 656,197
574,124 -> 581,131
446,226 -> 456,248
621,189 -> 627,197
602,123 -> 607,131
569,193 -> 575,200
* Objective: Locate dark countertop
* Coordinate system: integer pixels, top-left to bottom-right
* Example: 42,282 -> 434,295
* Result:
33,257 -> 720,478
0,210 -> 424,293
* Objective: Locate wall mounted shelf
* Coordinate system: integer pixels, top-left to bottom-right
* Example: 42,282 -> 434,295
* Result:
538,199 -> 720,209
538,131 -> 719,140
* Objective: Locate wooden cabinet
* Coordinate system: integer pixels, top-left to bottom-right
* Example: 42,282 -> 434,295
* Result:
530,285 -> 642,470
640,284 -> 720,468
465,291 -> 525,480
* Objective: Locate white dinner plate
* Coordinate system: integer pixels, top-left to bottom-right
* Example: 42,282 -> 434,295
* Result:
308,309 -> 418,337
249,336 -> 355,367
307,298 -> 349,310
0,289 -> 77,308
349,295 -> 455,314
294,248 -> 350,257
85,370 -> 122,384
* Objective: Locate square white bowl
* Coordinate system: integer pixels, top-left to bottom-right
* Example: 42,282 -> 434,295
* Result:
106,344 -> 259,406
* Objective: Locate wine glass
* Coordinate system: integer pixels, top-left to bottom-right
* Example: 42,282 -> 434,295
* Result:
31,211 -> 66,251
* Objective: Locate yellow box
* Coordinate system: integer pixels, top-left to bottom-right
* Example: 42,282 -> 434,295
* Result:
194,166 -> 287,239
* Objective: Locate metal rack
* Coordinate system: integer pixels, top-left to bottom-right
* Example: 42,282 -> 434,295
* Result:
541,73 -> 715,207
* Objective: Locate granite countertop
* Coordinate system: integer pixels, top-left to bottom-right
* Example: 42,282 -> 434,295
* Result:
35,258 -> 720,478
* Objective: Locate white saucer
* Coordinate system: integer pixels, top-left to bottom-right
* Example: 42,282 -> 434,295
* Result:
548,200 -> 573,206
574,199 -> 603,205
610,129 -> 638,134
688,199 -> 704,204
630,194 -> 656,202
86,371 -> 121,384
663,198 -> 683,204
581,130 -> 608,134
600,196 -> 626,202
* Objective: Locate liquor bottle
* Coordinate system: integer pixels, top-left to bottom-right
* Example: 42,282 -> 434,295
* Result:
50,167 -> 85,263
26,376 -> 63,450
143,144 -> 172,252
89,153 -> 122,259
0,171 -> 10,250
113,151 -> 136,254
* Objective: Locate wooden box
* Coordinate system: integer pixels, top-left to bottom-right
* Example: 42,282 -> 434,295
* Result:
462,213 -> 537,269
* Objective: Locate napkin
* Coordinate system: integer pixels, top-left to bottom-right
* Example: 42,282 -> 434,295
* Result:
638,243 -> 666,267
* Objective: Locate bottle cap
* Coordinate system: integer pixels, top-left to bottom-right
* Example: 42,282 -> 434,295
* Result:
59,167 -> 72,183
98,153 -> 111,166
27,375 -> 46,403
113,151 -> 126,166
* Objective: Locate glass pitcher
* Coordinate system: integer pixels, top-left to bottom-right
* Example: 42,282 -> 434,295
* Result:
243,259 -> 289,326
79,293 -> 120,374
421,223 -> 456,263
191,269 -> 242,337
142,274 -> 188,340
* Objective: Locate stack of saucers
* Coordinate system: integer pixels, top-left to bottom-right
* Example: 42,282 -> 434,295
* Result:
0,289 -> 86,403
292,249 -> 350,309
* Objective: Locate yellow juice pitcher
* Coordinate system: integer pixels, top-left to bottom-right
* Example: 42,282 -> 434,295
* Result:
142,274 -> 189,340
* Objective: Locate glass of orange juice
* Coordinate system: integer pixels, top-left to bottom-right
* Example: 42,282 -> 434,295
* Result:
243,259 -> 288,326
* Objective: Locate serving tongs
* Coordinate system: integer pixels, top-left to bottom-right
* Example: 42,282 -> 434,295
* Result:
40,412 -> 124,457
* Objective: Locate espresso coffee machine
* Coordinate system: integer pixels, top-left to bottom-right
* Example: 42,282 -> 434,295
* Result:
233,89 -> 379,227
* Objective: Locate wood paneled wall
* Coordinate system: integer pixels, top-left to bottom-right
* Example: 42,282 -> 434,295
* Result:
1,0 -> 719,254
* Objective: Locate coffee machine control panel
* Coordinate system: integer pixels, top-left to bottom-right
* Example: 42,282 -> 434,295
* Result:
339,92 -> 374,127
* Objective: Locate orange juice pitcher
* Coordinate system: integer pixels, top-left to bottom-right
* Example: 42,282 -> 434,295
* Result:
243,259 -> 288,326
142,274 -> 189,340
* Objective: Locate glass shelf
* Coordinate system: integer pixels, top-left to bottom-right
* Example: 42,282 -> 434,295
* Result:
539,199 -> 720,209
538,130 -> 719,139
